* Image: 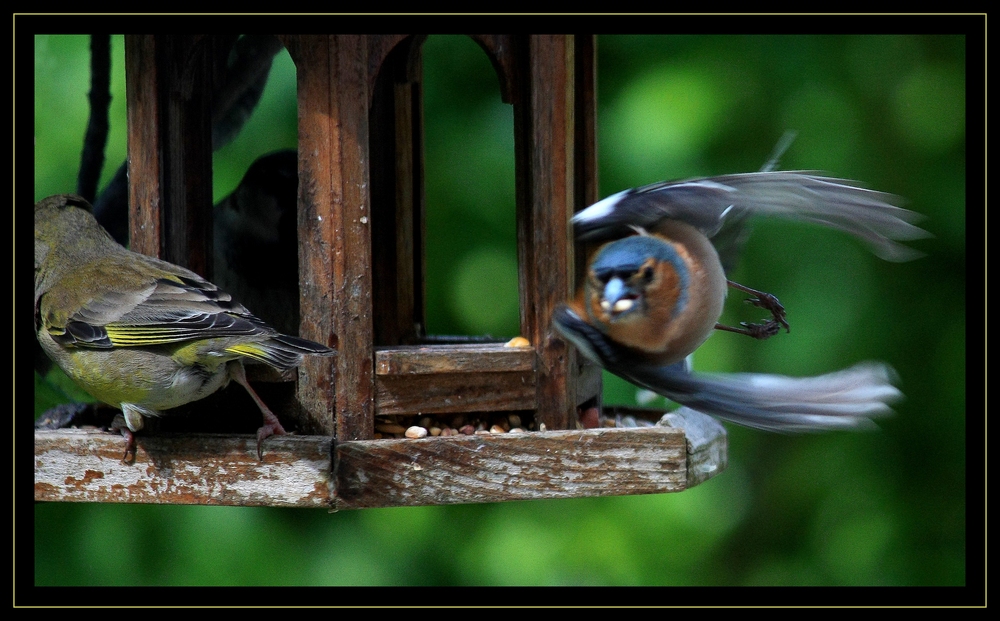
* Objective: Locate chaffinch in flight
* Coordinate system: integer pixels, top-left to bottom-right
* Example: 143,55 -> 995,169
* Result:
553,171 -> 929,432
34,194 -> 335,462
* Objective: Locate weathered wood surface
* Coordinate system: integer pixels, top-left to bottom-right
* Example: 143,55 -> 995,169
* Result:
333,426 -> 687,509
515,34 -> 576,432
376,372 -> 537,415
375,343 -> 534,375
607,406 -> 729,489
34,429 -> 333,508
374,344 -> 537,414
34,408 -> 725,508
283,34 -> 372,440
659,407 -> 729,487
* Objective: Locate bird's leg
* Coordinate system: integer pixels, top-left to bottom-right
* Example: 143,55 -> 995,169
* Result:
227,361 -> 287,460
109,414 -> 137,464
716,280 -> 790,340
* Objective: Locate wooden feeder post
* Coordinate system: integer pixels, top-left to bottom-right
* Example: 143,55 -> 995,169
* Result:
281,34 -> 602,439
33,34 -> 726,509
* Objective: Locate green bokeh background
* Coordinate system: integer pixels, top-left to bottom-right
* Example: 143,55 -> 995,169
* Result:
33,34 -> 967,588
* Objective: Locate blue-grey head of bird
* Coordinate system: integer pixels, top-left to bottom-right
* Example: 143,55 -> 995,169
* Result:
586,235 -> 691,327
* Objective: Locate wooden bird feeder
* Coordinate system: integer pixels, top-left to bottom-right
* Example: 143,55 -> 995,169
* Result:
34,34 -> 727,508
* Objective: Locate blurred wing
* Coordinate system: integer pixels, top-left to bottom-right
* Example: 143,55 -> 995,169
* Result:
552,304 -> 900,432
574,180 -> 739,240
572,171 -> 929,262
622,360 -> 900,433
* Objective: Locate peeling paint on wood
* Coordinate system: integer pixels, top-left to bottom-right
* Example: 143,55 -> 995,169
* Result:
35,407 -> 726,508
34,429 -> 332,507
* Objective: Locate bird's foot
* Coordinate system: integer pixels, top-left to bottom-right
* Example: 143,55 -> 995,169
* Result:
738,318 -> 784,340
725,280 -> 790,336
110,414 -> 137,464
256,410 -> 287,461
228,360 -> 289,461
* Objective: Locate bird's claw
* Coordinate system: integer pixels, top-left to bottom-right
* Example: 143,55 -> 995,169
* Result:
255,413 -> 287,461
109,416 -> 137,465
738,319 -> 784,340
743,291 -> 790,333
716,288 -> 787,340
120,432 -> 137,465
725,280 -> 789,336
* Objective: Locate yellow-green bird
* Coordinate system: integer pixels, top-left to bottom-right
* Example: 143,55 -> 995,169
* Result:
34,194 -> 335,462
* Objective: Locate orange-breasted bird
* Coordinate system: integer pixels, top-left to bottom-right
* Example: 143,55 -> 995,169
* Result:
553,171 -> 929,432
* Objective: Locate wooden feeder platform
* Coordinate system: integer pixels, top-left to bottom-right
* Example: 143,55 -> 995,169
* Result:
34,34 -> 727,509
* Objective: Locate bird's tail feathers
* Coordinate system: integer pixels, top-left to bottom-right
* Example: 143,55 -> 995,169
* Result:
227,333 -> 335,371
636,361 -> 901,433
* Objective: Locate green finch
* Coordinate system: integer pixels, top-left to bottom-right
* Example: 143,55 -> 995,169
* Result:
34,194 -> 334,462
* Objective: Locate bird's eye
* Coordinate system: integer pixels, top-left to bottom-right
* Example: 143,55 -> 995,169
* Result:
641,265 -> 655,281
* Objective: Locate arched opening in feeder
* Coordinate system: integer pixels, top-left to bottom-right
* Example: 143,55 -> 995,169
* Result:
420,35 -> 518,341
368,35 -> 518,347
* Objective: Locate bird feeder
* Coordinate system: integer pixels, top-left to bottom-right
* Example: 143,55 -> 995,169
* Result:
34,34 -> 726,508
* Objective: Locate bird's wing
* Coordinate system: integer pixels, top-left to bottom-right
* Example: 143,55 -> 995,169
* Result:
49,257 -> 270,350
572,171 -> 929,262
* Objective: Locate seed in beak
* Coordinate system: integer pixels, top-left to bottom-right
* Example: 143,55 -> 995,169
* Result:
612,298 -> 634,313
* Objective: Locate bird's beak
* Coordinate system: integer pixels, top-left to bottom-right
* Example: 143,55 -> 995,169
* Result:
600,277 -> 636,315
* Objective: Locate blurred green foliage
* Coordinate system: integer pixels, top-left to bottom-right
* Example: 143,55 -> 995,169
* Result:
33,34 -> 967,589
